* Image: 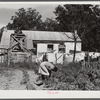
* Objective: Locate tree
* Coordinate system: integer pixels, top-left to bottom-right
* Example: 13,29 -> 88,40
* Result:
42,18 -> 59,31
54,4 -> 100,62
7,8 -> 43,30
7,23 -> 13,30
0,27 -> 5,41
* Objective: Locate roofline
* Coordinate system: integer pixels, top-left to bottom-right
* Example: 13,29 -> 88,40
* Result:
33,40 -> 81,43
7,30 -> 73,33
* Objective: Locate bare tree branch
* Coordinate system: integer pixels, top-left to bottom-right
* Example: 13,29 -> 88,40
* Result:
63,32 -> 74,40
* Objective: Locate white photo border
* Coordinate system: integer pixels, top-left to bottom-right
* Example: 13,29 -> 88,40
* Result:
0,1 -> 100,99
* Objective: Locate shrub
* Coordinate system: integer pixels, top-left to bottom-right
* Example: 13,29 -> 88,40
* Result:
43,61 -> 100,90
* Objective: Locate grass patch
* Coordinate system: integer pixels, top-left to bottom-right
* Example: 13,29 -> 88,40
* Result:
0,61 -> 39,73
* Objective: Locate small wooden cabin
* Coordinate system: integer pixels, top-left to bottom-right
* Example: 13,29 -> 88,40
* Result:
0,29 -> 81,64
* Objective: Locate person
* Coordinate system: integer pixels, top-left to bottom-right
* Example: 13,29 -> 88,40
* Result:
43,52 -> 48,62
39,61 -> 57,76
35,61 -> 58,86
84,51 -> 89,62
36,52 -> 48,64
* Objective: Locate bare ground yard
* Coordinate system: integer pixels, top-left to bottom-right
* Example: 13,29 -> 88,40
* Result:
0,61 -> 100,90
0,66 -> 44,90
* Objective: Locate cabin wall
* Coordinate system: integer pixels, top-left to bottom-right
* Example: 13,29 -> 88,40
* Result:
37,43 -> 64,64
76,43 -> 81,51
36,43 -> 61,64
65,42 -> 74,53
53,44 -> 59,53
65,42 -> 81,53
37,43 -> 59,54
36,42 -> 81,64
47,44 -> 60,63
37,43 -> 47,57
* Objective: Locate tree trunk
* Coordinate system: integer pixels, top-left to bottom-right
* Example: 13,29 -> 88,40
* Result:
73,39 -> 77,62
55,53 -> 57,64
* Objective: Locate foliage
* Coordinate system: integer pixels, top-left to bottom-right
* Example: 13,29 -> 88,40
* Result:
5,4 -> 100,52
6,8 -> 59,32
42,18 -> 59,31
44,62 -> 100,90
54,4 -> 100,51
7,8 -> 43,30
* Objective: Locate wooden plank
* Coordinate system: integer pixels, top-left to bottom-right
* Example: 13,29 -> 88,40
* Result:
11,35 -> 26,51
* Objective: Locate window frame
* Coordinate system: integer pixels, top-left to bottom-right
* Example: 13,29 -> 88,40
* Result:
58,43 -> 66,53
47,44 -> 54,52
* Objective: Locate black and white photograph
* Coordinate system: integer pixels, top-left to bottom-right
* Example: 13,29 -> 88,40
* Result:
0,1 -> 100,93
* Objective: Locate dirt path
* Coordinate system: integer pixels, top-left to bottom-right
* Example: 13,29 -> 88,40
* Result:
0,68 -> 44,90
27,70 -> 44,90
9,69 -> 26,90
0,69 -> 26,90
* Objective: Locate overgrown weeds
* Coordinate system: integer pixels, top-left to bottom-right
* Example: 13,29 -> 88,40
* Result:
1,61 -> 100,90
0,61 -> 39,73
44,62 -> 100,90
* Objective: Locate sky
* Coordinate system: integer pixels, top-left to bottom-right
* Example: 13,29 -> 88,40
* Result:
0,2 -> 63,28
0,2 -> 98,29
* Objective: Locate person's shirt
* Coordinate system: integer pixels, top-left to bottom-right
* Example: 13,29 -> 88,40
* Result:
40,61 -> 55,70
36,55 -> 44,64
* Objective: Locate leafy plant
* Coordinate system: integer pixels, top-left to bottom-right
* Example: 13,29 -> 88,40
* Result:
43,61 -> 100,90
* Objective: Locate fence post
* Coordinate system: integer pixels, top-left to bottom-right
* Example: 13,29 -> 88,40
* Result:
87,51 -> 90,68
30,53 -> 32,62
63,53 -> 65,65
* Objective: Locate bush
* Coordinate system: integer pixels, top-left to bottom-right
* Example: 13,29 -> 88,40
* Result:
43,62 -> 100,90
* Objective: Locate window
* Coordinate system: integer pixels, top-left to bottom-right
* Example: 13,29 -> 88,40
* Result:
47,44 -> 53,52
58,43 -> 66,53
